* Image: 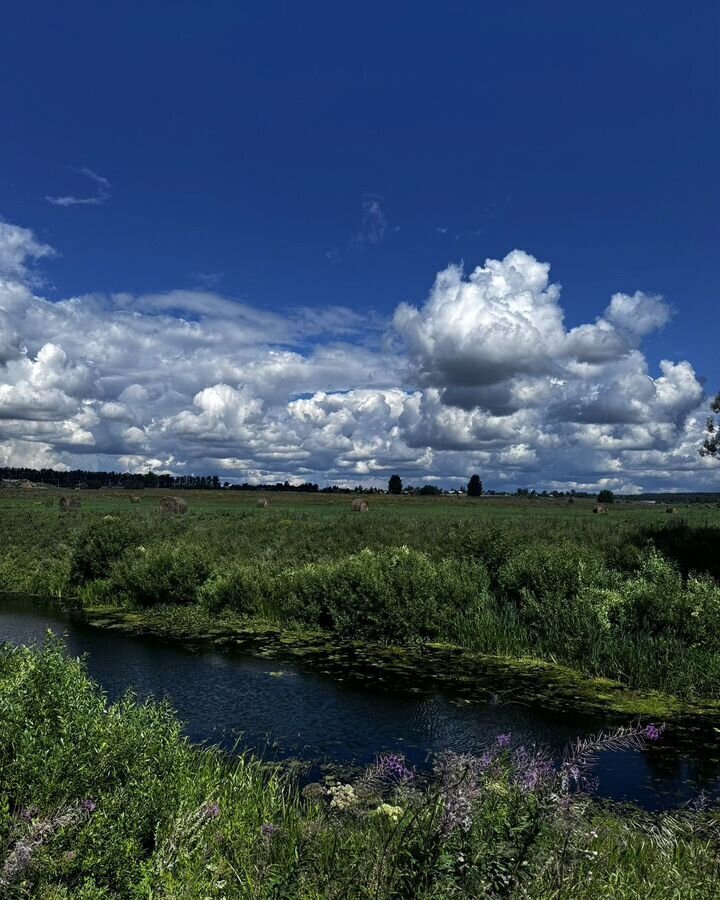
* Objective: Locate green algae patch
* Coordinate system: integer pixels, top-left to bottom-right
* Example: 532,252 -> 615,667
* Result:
77,605 -> 720,724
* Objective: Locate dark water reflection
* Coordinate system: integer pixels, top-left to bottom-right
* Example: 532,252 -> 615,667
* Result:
2,596 -> 719,810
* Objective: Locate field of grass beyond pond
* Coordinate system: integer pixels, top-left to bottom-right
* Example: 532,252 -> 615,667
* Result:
2,638 -> 720,899
3,489 -> 720,701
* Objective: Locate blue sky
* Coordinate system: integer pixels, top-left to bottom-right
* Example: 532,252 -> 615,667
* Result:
0,1 -> 718,490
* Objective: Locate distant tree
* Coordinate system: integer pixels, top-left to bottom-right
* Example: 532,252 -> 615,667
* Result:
700,392 -> 720,457
467,474 -> 483,497
597,489 -> 615,504
388,474 -> 403,495
417,484 -> 442,496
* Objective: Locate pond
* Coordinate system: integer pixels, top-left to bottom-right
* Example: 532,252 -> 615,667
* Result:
2,595 -> 719,811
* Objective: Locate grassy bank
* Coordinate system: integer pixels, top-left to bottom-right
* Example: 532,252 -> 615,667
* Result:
2,638 -> 719,899
3,490 -> 720,701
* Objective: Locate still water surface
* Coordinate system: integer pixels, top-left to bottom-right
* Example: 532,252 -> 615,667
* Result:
2,595 -> 719,811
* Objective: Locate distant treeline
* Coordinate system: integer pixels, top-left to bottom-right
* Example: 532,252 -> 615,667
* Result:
0,467 -> 364,494
3,466 -> 719,500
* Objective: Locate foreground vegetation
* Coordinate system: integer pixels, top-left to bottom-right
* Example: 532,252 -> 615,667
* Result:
2,639 -> 719,898
3,491 -> 720,700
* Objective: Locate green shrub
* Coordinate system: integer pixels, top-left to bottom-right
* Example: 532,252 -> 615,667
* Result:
620,551 -> 720,649
448,524 -> 515,579
203,547 -> 490,644
284,547 -> 488,643
199,564 -> 276,614
68,517 -> 143,585
498,542 -> 609,616
102,543 -> 211,606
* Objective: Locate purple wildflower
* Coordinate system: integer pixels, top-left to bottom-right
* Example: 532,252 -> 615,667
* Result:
261,823 -> 278,836
377,754 -> 415,782
19,807 -> 38,823
518,759 -> 554,794
479,751 -> 495,769
81,799 -> 97,815
201,802 -> 220,820
496,733 -> 511,748
644,724 -> 664,742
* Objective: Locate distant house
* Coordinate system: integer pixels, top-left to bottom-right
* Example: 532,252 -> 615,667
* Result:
0,478 -> 36,489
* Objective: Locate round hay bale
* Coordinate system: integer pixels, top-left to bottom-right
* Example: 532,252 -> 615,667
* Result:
159,495 -> 188,516
666,507 -> 678,514
256,497 -> 271,508
129,495 -> 141,504
59,496 -> 81,513
351,498 -> 369,512
592,504 -> 608,514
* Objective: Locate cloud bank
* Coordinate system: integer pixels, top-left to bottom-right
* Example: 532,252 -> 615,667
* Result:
0,219 -> 714,492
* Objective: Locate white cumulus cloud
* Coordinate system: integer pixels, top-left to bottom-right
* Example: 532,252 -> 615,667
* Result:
0,220 -> 714,492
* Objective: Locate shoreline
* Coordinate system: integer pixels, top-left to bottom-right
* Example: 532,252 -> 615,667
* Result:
74,603 -> 720,725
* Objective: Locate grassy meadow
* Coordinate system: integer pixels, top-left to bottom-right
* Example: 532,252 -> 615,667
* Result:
2,488 -> 720,700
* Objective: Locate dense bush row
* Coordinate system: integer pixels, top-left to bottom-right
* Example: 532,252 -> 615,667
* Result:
4,508 -> 720,697
1,641 -> 718,898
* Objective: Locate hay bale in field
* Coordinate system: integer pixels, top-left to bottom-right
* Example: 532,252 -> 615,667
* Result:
256,497 -> 271,508
351,498 -> 369,512
666,507 -> 678,514
593,504 -> 608,514
159,495 -> 188,516
59,496 -> 81,513
129,495 -> 141,504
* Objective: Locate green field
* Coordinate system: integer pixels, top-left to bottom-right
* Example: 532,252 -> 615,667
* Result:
2,489 -> 720,701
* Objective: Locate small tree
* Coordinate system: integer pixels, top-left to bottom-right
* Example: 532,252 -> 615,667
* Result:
700,392 -> 720,458
597,489 -> 615,504
388,474 -> 403,495
467,474 -> 483,497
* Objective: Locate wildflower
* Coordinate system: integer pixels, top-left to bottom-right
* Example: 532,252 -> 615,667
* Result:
260,823 -> 278,836
19,807 -> 38,823
373,803 -> 404,824
496,733 -> 511,748
201,802 -> 220,820
377,753 -> 415,782
518,760 -> 554,794
328,783 -> 357,811
81,799 -> 97,814
644,723 -> 664,742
